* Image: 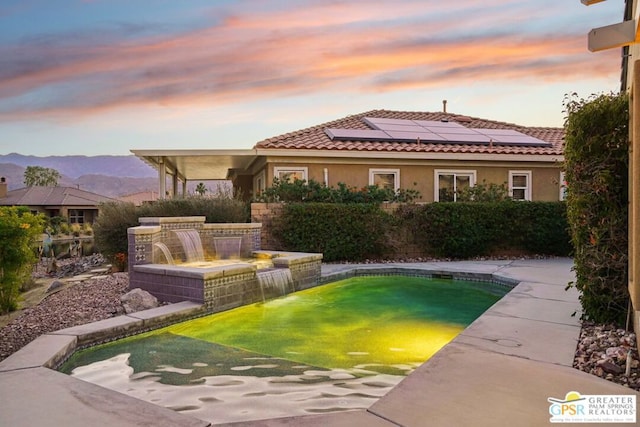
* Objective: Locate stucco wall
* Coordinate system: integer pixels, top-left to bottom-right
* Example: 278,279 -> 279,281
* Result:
262,157 -> 563,202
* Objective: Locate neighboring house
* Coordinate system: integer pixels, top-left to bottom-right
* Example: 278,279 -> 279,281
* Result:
133,109 -> 566,203
118,190 -> 159,206
0,178 -> 115,224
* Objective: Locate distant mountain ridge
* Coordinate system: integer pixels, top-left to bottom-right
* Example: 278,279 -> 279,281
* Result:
0,153 -> 156,179
0,153 -> 158,198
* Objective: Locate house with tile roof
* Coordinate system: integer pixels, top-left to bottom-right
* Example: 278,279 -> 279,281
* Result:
0,178 -> 116,224
133,109 -> 566,203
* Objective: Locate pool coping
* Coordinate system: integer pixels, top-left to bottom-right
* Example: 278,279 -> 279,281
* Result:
1,258 -> 638,426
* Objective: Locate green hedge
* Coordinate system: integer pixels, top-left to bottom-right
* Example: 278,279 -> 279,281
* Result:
398,201 -> 571,259
564,92 -> 629,325
271,201 -> 570,262
272,203 -> 392,262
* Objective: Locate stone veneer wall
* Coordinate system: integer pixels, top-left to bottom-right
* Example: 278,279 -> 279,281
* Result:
250,203 -> 284,250
203,269 -> 261,311
129,217 -> 262,265
272,255 -> 323,291
128,217 -> 322,312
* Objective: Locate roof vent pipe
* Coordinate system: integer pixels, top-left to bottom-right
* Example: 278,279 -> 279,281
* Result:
442,99 -> 447,113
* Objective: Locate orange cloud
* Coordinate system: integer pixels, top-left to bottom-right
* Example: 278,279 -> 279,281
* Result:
0,0 -> 620,121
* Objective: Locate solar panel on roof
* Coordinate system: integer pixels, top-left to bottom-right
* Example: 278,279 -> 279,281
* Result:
481,128 -> 521,134
435,133 -> 491,143
374,123 -> 427,132
411,120 -> 467,129
324,117 -> 553,147
325,128 -> 390,141
384,130 -> 445,142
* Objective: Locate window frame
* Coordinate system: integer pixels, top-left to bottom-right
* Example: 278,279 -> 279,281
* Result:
68,209 -> 85,224
509,170 -> 532,201
559,171 -> 567,201
368,168 -> 400,191
434,169 -> 477,202
254,170 -> 266,196
273,167 -> 308,183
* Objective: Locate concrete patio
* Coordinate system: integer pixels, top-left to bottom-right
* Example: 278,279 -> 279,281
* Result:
1,258 -> 637,426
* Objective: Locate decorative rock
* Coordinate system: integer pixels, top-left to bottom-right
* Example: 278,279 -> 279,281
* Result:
46,280 -> 64,293
120,288 -> 159,314
598,360 -> 624,375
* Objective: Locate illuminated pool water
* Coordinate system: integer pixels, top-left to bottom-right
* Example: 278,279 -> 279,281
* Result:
60,276 -> 506,424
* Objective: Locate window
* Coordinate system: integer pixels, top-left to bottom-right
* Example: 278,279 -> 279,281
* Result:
559,171 -> 567,201
369,169 -> 399,191
509,171 -> 532,201
274,167 -> 308,183
434,170 -> 476,202
254,170 -> 266,196
68,209 -> 84,224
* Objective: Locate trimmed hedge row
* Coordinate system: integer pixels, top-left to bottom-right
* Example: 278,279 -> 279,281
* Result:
564,92 -> 629,325
271,201 -> 571,262
398,201 -> 571,259
272,203 -> 390,262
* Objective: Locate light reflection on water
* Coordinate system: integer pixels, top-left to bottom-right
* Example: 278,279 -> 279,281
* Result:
72,353 -> 407,424
64,276 -> 505,424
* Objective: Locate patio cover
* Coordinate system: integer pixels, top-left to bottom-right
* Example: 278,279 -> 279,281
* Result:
131,149 -> 257,196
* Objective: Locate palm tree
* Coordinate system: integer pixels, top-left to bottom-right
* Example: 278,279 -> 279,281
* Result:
195,182 -> 207,196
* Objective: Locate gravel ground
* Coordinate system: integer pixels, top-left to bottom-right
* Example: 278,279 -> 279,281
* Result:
0,258 -> 129,361
0,257 -> 638,391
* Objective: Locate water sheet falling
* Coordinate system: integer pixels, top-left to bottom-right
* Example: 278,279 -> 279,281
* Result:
213,236 -> 242,259
171,229 -> 205,263
154,242 -> 175,265
257,269 -> 294,300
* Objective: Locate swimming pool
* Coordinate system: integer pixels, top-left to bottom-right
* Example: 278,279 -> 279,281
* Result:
60,275 -> 506,424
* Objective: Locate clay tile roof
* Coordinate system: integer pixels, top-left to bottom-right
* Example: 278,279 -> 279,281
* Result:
0,186 -> 115,206
255,109 -> 564,156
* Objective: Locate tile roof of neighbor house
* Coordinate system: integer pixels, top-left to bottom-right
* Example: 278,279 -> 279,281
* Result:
255,109 -> 565,156
118,190 -> 159,206
0,186 -> 116,206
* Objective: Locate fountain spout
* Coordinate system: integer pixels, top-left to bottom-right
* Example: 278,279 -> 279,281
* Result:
154,242 -> 175,265
213,236 -> 242,259
172,229 -> 205,263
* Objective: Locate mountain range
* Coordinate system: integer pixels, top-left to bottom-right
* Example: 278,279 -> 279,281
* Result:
0,153 -> 158,197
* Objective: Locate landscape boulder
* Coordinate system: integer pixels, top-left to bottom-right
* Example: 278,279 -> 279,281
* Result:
120,288 -> 159,314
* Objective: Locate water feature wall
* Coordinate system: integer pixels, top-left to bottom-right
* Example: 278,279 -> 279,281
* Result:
128,217 -> 322,312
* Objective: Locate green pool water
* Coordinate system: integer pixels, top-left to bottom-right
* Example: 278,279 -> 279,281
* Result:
62,276 -> 504,376
60,275 -> 506,423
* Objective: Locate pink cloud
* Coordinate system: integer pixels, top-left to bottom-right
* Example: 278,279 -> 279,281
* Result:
0,1 -> 620,120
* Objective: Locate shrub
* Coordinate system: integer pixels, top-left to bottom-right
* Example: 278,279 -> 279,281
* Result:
47,216 -> 66,235
564,92 -> 629,325
272,203 -> 392,261
93,196 -> 249,261
254,178 -> 421,203
0,207 -> 45,313
58,222 -> 71,236
93,201 -> 139,260
398,201 -> 571,259
456,180 -> 510,202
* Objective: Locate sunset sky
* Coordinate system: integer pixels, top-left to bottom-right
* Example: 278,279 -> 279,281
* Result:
0,0 -> 625,156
